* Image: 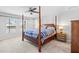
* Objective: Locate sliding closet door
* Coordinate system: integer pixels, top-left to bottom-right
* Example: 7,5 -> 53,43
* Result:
0,16 -> 9,40
0,16 -> 22,40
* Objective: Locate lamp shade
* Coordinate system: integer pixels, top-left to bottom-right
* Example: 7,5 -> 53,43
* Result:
59,26 -> 64,30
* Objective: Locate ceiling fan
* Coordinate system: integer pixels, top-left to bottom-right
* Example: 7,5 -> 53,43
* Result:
25,7 -> 39,15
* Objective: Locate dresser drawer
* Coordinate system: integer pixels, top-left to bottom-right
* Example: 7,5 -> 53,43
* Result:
57,33 -> 66,42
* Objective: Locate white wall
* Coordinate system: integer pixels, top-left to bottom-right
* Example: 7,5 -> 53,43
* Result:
58,8 -> 79,43
41,6 -> 64,24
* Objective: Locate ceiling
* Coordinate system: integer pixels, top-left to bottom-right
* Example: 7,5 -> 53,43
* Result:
0,6 -> 29,15
0,6 -> 79,16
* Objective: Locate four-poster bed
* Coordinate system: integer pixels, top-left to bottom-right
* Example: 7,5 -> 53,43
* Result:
22,6 -> 57,52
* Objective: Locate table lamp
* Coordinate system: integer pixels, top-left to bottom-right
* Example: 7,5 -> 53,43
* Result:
59,25 -> 64,33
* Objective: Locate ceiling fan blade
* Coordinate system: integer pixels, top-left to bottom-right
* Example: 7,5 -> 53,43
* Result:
29,7 -> 37,10
29,7 -> 32,10
25,7 -> 39,14
32,8 -> 37,10
32,11 -> 39,13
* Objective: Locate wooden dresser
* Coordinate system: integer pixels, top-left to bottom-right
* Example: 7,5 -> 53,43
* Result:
71,20 -> 79,53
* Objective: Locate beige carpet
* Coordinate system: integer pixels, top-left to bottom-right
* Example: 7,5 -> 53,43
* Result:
0,36 -> 71,53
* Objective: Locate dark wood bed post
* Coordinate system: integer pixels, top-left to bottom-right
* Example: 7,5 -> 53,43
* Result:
55,16 -> 57,38
55,16 -> 57,32
22,14 -> 24,41
38,6 -> 42,52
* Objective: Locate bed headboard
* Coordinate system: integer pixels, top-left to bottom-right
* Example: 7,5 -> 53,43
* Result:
43,24 -> 56,30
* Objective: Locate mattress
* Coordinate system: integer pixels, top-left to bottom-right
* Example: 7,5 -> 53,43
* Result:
24,28 -> 55,43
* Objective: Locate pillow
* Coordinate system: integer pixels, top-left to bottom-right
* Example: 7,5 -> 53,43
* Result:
47,27 -> 55,30
47,27 -> 55,33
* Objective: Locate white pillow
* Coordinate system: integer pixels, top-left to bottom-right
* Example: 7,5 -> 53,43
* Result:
47,27 -> 54,30
47,27 -> 55,32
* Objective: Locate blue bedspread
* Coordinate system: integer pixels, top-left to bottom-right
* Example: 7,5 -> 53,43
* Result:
24,28 -> 55,43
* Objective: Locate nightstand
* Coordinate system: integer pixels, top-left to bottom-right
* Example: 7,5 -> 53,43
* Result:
57,32 -> 66,42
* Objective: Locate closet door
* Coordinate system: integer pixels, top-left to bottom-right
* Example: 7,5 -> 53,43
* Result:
71,20 -> 79,53
0,16 -> 9,40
